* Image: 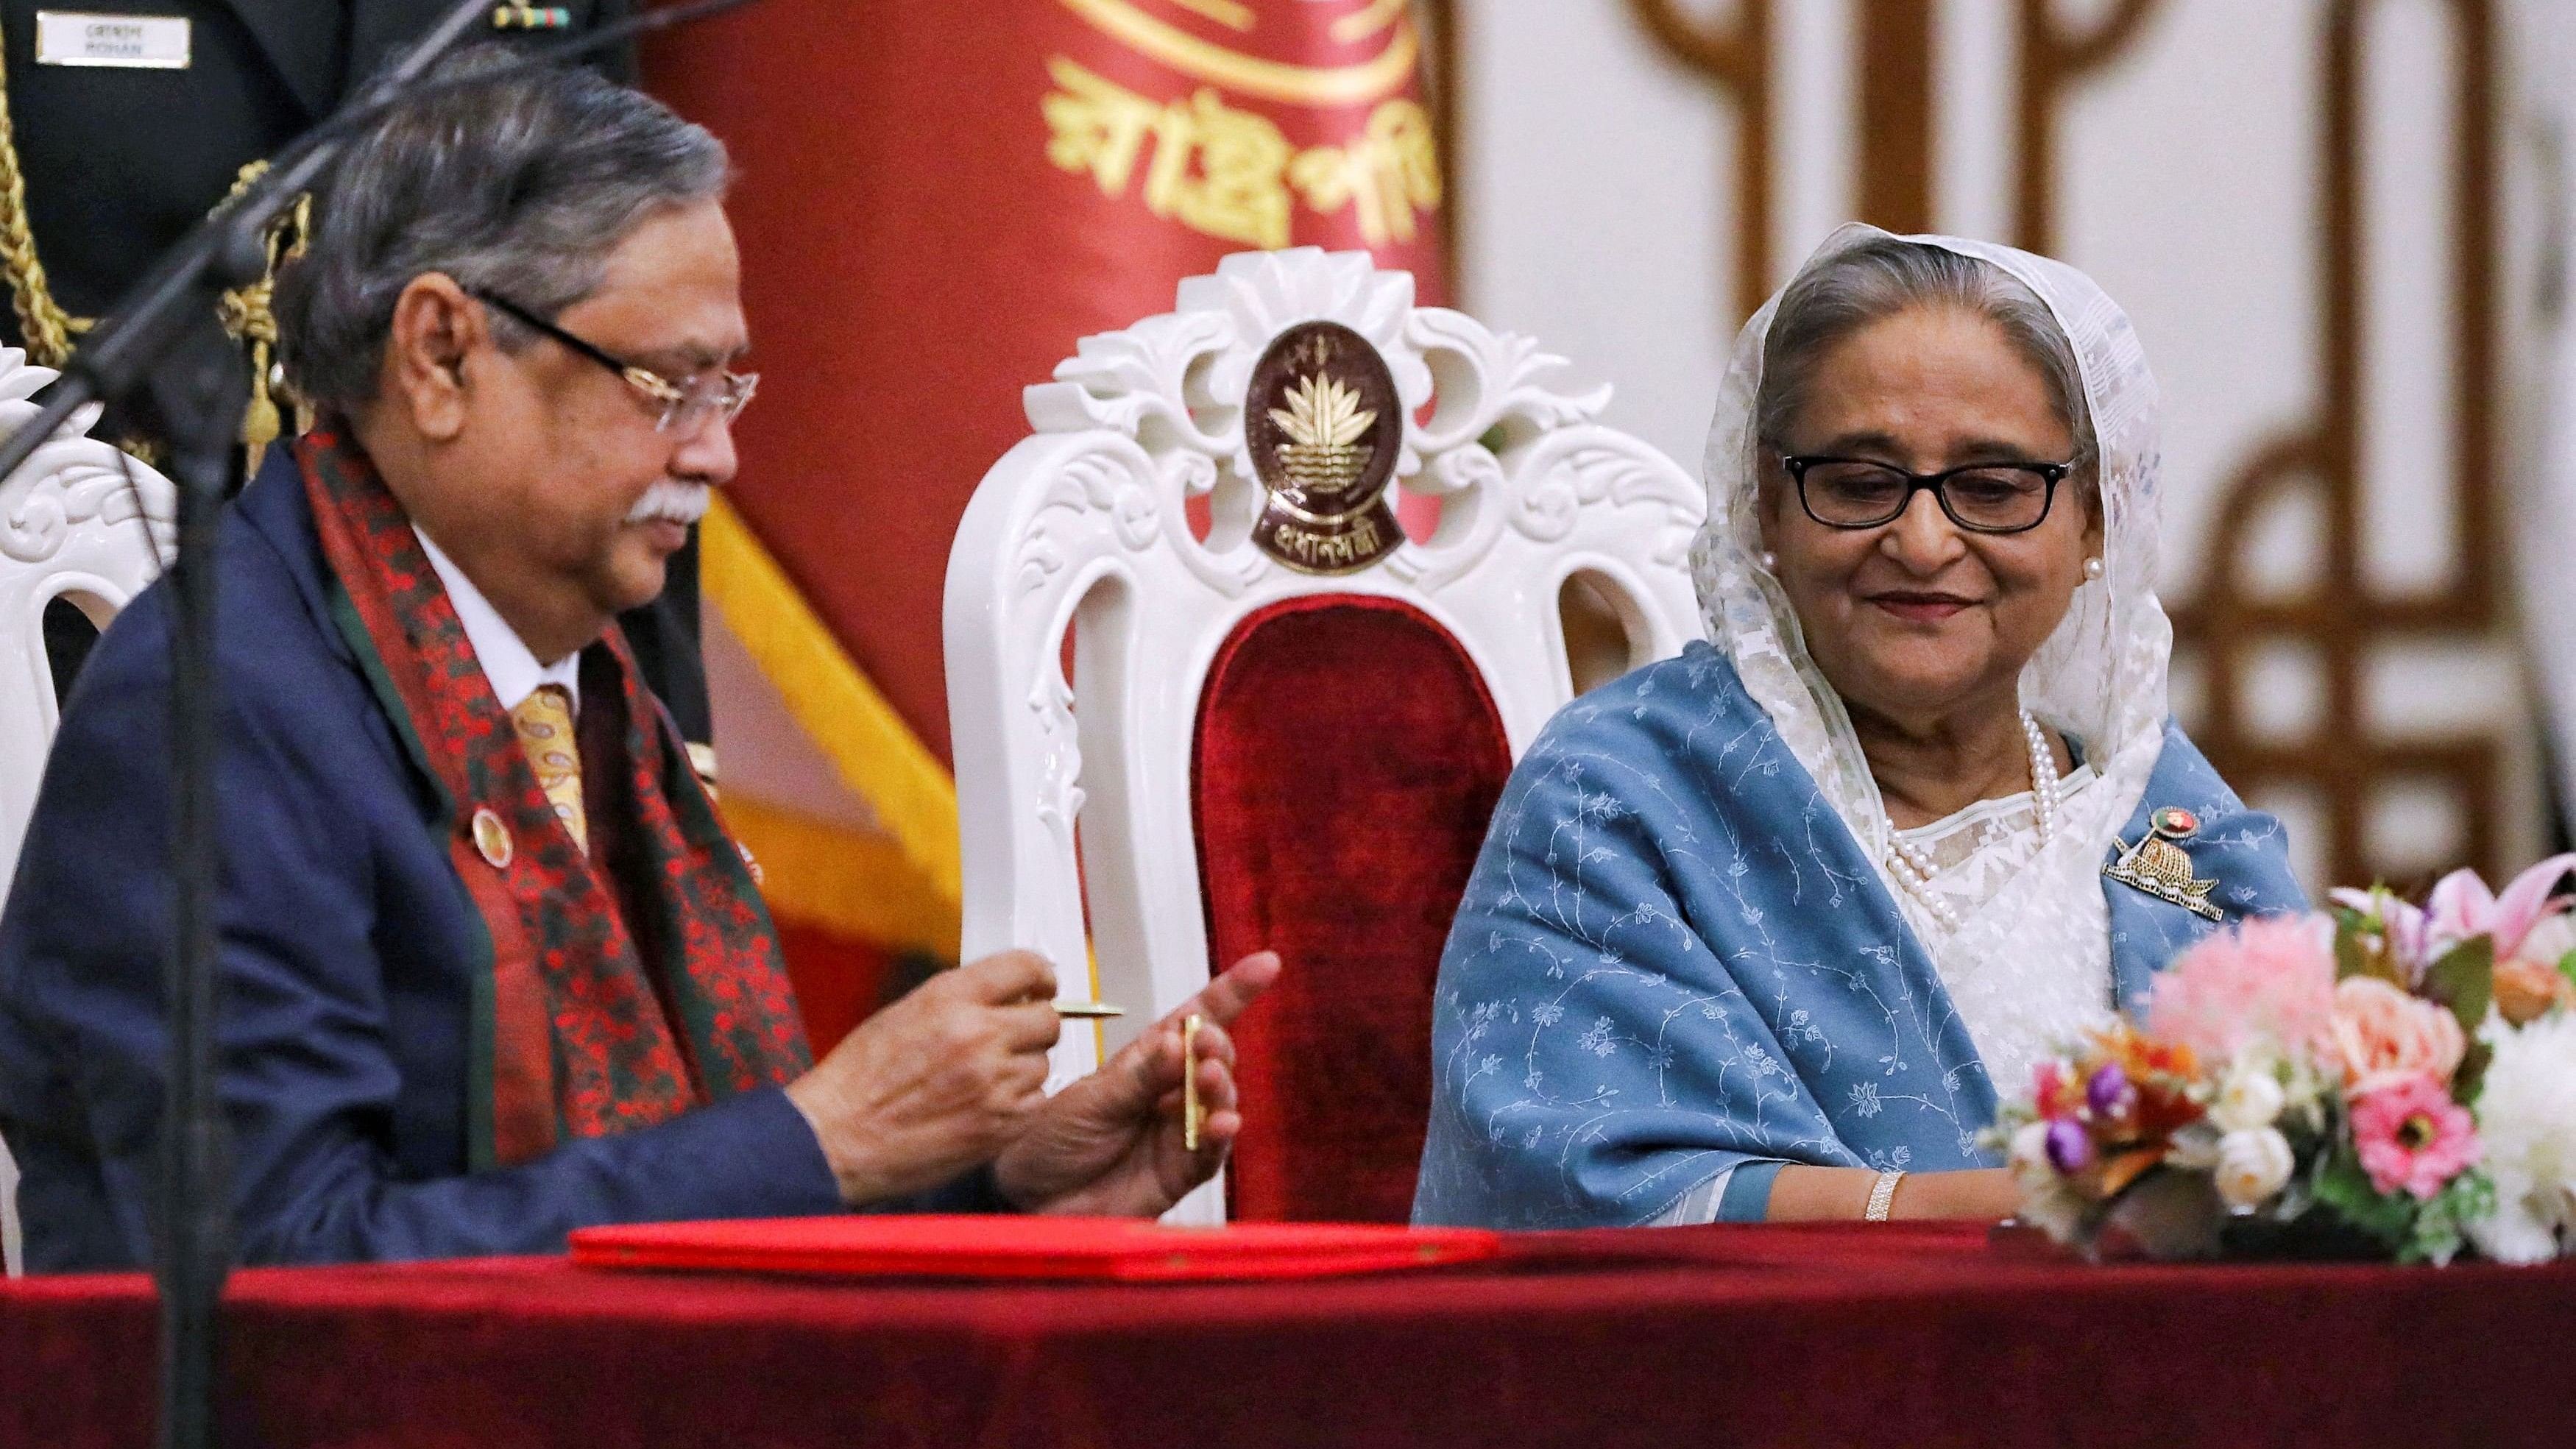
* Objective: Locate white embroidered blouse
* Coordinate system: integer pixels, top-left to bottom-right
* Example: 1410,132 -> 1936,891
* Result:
1889,763 -> 2114,1097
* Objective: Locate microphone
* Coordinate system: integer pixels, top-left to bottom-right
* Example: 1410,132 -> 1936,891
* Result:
19,7 -> 775,1448
0,0 -> 765,483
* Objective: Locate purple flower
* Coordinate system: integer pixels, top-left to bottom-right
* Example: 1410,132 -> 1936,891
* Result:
2086,1062 -> 2137,1122
2045,1118 -> 2096,1174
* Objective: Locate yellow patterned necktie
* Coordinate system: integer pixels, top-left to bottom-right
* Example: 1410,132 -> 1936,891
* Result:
509,684 -> 587,855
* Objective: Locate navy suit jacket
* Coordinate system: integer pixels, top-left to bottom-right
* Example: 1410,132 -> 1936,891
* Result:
0,453 -> 986,1272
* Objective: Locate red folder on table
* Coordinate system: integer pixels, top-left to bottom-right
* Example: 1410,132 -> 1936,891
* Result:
570,1215 -> 1501,1283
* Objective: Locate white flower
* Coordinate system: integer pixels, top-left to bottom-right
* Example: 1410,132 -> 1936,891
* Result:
2474,1196 -> 2565,1266
2211,1066 -> 2286,1133
2519,913 -> 2576,971
2163,1122 -> 2223,1172
2466,1011 -> 2576,1264
1998,1121 -> 2087,1244
2006,1120 -> 2053,1182
2214,1127 -> 2294,1211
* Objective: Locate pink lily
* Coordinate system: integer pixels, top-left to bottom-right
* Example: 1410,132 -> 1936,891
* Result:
2423,854 -> 2576,962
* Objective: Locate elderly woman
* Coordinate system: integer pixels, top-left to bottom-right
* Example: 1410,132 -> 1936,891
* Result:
1412,227 -> 2305,1229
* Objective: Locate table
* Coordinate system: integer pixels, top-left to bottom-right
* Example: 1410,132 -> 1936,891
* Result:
4,1222 -> 2572,1448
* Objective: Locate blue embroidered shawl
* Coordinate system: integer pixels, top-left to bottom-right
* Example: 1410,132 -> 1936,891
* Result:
1411,644 -> 2306,1229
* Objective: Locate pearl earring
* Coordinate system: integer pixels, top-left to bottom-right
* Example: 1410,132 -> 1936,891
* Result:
2083,556 -> 2105,581
1759,550 -> 1777,571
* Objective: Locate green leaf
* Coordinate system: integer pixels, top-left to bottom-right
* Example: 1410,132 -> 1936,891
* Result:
2557,947 -> 2576,994
2335,924 -> 2368,982
2422,936 -> 2495,1039
2402,1169 -> 2495,1266
2452,1039 -> 2492,1106
2310,1147 -> 2415,1250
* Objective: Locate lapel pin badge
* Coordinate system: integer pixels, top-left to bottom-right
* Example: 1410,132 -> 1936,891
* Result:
472,807 -> 515,870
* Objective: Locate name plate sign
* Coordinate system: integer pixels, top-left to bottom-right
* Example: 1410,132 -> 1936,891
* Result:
34,11 -> 191,69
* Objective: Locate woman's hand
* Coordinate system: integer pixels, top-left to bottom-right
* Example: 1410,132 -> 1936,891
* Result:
1765,1165 -> 2021,1222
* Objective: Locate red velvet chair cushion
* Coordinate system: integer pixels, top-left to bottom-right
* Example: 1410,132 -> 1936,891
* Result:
1193,595 -> 1512,1223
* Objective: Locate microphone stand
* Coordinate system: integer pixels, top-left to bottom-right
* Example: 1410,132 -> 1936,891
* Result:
131,12 -> 492,1446
130,308 -> 247,1449
0,3 -> 760,1445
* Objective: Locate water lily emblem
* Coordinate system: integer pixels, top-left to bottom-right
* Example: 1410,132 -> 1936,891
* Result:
1270,369 -> 1376,447
1269,370 -> 1378,499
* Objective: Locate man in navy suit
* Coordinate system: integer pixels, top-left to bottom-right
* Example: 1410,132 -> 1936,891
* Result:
5,0 -> 721,754
0,51 -> 1278,1272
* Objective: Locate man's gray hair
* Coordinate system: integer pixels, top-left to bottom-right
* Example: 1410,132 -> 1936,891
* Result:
277,44 -> 729,412
1755,237 -> 2095,474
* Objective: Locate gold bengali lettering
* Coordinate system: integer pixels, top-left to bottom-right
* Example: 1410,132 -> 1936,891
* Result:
1329,0 -> 1409,45
1143,88 -> 1295,249
1041,57 -> 1441,254
1287,99 -> 1441,247
1058,0 -> 1419,107
1168,0 -> 1255,32
1042,55 -> 1165,196
1273,515 -> 1383,570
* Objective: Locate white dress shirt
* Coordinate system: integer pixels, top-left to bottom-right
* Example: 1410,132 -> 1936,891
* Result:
414,531 -> 583,715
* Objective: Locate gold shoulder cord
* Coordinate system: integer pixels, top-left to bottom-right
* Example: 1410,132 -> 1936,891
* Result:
215,160 -> 314,471
0,18 -> 91,368
0,17 -> 311,471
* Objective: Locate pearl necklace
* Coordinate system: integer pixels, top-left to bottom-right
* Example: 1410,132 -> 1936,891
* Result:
1884,709 -> 2062,934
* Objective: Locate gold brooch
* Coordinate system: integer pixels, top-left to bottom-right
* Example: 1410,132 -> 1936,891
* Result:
2103,805 -> 2223,921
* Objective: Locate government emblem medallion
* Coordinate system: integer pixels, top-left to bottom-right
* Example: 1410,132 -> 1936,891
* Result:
1246,321 -> 1403,575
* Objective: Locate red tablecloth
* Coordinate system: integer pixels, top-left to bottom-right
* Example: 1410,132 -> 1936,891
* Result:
5,1222 -> 2572,1448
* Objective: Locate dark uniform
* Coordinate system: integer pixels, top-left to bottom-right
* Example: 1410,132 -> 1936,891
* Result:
5,0 -> 712,752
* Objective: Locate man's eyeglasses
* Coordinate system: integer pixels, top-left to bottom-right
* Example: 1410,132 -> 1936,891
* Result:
466,286 -> 757,435
1780,454 -> 2072,535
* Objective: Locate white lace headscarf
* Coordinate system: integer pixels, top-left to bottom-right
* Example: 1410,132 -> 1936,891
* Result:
1692,224 -> 2171,974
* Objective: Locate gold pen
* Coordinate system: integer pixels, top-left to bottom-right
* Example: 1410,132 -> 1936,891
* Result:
1181,1013 -> 1204,1151
1050,999 -> 1125,1019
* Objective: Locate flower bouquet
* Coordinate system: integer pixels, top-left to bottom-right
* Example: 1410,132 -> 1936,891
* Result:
1986,857 -> 2576,1264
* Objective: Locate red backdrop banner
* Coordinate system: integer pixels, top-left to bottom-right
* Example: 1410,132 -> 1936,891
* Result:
645,0 -> 1448,761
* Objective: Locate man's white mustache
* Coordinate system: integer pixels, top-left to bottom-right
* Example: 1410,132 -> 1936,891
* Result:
626,481 -> 711,526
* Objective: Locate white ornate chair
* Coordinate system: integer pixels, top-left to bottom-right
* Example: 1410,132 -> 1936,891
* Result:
945,249 -> 1706,1224
0,350 -> 178,1275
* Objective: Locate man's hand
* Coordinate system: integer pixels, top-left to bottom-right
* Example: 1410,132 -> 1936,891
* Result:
993,952 -> 1282,1217
783,949 -> 1061,1205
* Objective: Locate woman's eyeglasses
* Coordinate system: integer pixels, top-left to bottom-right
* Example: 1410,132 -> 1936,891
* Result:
1780,454 -> 2071,535
467,286 -> 757,435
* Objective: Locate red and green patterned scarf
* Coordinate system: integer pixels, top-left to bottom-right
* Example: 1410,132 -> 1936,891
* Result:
297,429 -> 810,1169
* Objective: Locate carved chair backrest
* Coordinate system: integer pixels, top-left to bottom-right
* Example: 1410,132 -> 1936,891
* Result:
944,250 -> 1705,1223
0,349 -> 178,1275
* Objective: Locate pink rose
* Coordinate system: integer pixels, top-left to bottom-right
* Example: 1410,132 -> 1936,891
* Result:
2331,976 -> 2466,1093
2348,1072 -> 2481,1200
